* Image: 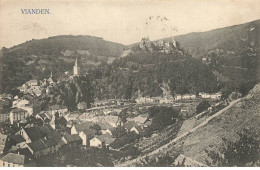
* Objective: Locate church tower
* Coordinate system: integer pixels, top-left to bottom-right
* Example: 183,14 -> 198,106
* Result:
73,57 -> 80,76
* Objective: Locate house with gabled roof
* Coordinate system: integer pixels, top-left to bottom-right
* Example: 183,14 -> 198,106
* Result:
49,105 -> 68,117
62,134 -> 82,147
27,138 -> 59,157
79,129 -> 95,146
71,121 -> 94,135
96,122 -> 115,135
0,153 -> 25,167
9,108 -> 30,125
90,134 -> 115,148
9,135 -> 26,149
102,116 -> 119,127
16,127 -> 42,143
124,121 -> 144,134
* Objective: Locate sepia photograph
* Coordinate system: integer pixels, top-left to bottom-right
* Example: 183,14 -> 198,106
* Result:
0,0 -> 259,167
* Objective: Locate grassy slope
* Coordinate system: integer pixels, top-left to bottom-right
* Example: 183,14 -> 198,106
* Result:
171,83 -> 260,165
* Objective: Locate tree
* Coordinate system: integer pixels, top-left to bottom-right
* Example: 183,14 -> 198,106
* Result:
205,129 -> 260,166
148,106 -> 179,131
196,101 -> 211,114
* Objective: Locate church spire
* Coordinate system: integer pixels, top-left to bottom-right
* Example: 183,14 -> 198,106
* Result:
73,57 -> 80,76
75,57 -> 78,67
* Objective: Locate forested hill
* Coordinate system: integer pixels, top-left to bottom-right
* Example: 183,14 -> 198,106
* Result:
5,35 -> 125,58
158,19 -> 260,95
89,50 -> 219,100
162,19 -> 260,59
0,35 -> 125,93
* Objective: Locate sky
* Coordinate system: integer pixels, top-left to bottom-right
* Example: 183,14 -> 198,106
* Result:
0,0 -> 260,48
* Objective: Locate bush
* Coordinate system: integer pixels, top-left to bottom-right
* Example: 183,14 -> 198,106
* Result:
205,128 -> 260,166
196,101 -> 211,114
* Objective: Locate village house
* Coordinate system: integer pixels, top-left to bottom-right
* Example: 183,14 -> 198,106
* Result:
0,133 -> 8,154
9,135 -> 27,150
77,102 -> 88,110
0,98 -> 11,122
16,127 -> 42,143
26,80 -> 39,87
27,138 -> 59,158
181,94 -> 196,100
79,129 -> 95,146
124,121 -> 144,134
210,92 -> 222,100
9,108 -> 30,125
199,92 -> 211,99
35,111 -> 53,123
174,94 -> 182,100
101,116 -> 119,127
62,134 -> 82,147
127,115 -> 147,125
101,135 -> 116,148
96,122 -> 115,135
89,136 -> 105,148
64,112 -> 80,121
199,92 -> 222,99
12,99 -> 30,108
160,97 -> 174,104
135,97 -> 154,104
0,110 -> 9,122
0,153 -> 25,167
71,121 -> 94,135
89,134 -> 115,149
49,105 -> 68,117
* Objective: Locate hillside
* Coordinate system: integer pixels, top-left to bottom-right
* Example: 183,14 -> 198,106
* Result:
89,50 -> 219,100
39,75 -> 94,110
166,83 -> 260,166
158,19 -> 260,94
162,19 -> 260,59
0,35 -> 125,93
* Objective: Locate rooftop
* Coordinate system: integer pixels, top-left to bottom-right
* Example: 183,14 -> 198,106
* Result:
49,105 -> 68,110
43,138 -> 58,147
23,127 -> 42,142
27,140 -> 47,152
10,135 -> 25,144
96,134 -> 115,145
1,153 -> 25,165
124,121 -> 141,131
11,108 -> 28,113
73,121 -> 94,132
81,129 -> 95,137
64,134 -> 82,143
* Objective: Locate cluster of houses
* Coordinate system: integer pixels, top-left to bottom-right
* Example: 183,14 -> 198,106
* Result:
0,94 -> 41,124
135,92 -> 222,104
139,37 -> 178,54
17,72 -> 58,97
0,93 -> 152,167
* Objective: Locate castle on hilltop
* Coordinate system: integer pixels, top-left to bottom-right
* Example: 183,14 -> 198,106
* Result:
139,37 -> 177,54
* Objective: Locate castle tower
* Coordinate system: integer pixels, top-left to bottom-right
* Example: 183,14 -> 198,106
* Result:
73,57 -> 80,76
